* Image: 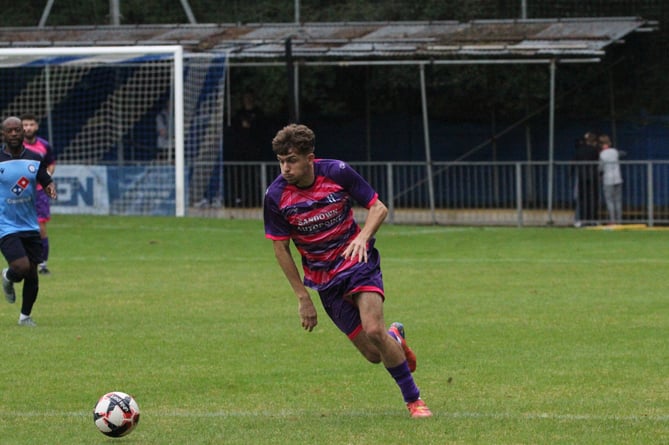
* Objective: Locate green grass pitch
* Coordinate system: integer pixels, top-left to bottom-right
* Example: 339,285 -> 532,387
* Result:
0,215 -> 667,444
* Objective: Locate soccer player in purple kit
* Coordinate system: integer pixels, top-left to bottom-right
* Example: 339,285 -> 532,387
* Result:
264,124 -> 432,418
21,114 -> 56,275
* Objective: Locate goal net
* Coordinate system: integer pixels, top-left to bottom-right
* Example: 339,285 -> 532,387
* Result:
0,46 -> 227,216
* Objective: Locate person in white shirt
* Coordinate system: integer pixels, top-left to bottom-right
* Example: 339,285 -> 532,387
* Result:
598,134 -> 624,224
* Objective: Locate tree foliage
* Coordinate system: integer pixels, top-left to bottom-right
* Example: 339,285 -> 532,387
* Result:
2,1 -> 668,119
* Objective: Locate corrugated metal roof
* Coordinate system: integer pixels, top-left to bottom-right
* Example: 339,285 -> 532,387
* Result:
0,17 -> 654,62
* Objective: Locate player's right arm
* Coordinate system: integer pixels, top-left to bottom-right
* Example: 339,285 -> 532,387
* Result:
272,239 -> 318,332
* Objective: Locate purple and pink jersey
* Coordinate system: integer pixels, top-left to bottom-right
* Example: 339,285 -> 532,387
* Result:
264,159 -> 380,291
24,137 -> 55,223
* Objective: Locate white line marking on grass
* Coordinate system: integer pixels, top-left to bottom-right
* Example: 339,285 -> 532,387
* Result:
54,223 -> 258,234
6,410 -> 669,422
383,257 -> 669,264
62,255 -> 273,263
386,227 -> 478,236
63,253 -> 669,264
448,411 -> 669,422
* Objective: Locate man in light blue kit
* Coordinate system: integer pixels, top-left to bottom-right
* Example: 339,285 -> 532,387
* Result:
0,116 -> 57,326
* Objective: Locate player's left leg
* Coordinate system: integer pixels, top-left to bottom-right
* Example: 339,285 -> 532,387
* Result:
354,292 -> 432,418
13,235 -> 44,326
18,262 -> 39,326
4,255 -> 36,326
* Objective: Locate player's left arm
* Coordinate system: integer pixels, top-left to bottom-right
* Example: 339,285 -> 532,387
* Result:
342,198 -> 388,263
36,161 -> 57,199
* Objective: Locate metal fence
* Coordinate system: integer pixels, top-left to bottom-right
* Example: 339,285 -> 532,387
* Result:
189,160 -> 669,227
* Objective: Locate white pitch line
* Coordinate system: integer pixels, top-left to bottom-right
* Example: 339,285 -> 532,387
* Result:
4,410 -> 669,422
448,411 -> 669,422
382,257 -> 669,264
53,222 -> 259,234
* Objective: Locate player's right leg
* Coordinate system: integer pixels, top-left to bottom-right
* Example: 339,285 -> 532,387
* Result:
3,256 -> 30,304
354,292 -> 405,367
0,234 -> 29,304
2,267 -> 15,304
355,291 -> 432,418
320,279 -> 432,418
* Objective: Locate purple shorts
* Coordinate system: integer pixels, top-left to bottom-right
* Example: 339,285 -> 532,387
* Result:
35,189 -> 51,223
317,247 -> 384,339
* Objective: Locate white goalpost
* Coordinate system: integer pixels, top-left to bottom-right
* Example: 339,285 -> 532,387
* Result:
0,45 -> 227,217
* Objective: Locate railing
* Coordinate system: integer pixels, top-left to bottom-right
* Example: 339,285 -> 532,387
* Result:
188,160 -> 669,226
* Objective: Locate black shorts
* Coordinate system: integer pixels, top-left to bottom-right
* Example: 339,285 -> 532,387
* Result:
0,232 -> 43,264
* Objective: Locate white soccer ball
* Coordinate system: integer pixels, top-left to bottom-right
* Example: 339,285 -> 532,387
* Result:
93,391 -> 140,437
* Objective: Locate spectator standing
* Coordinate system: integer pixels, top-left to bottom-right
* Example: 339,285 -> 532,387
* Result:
598,134 -> 625,224
231,90 -> 266,161
228,90 -> 268,207
155,101 -> 172,161
21,114 -> 56,274
573,131 -> 600,225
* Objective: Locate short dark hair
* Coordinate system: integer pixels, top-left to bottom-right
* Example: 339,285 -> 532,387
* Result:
20,113 -> 38,123
272,124 -> 315,156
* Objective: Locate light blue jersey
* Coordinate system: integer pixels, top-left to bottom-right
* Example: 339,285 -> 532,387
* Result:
0,148 -> 52,238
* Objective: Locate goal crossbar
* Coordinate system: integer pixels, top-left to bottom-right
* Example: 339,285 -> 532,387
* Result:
0,46 -> 187,216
